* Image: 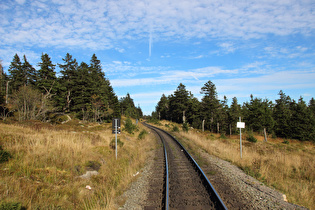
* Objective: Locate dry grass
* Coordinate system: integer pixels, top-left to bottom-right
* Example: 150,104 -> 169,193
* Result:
0,119 -> 155,209
157,120 -> 314,209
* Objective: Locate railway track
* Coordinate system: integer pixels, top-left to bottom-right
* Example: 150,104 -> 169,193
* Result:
144,123 -> 227,210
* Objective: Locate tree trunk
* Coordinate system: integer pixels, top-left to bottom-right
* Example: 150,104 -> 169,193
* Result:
264,127 -> 268,142
217,122 -> 220,133
6,81 -> 9,104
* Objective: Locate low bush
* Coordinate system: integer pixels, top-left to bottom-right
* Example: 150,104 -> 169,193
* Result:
0,201 -> 25,210
220,133 -> 227,139
172,125 -> 179,132
85,160 -> 101,171
182,123 -> 189,132
282,140 -> 290,144
138,129 -> 148,140
0,146 -> 12,164
247,134 -> 257,143
109,138 -> 124,149
123,118 -> 138,134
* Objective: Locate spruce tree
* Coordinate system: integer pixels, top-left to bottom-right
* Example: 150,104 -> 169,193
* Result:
273,90 -> 292,138
290,97 -> 314,141
156,94 -> 169,120
200,80 -> 220,132
58,53 -> 78,112
186,94 -> 201,128
243,95 -> 274,133
71,62 -> 92,116
8,54 -> 23,91
37,53 -> 57,95
169,83 -> 190,123
22,55 -> 37,87
228,97 -> 241,134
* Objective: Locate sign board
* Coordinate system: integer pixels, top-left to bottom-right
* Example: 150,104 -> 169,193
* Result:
237,122 -> 245,129
112,118 -> 121,134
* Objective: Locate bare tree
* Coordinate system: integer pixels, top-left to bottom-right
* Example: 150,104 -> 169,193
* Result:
10,86 -> 54,121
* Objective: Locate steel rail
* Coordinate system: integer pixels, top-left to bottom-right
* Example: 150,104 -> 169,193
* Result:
144,122 -> 228,210
145,123 -> 169,210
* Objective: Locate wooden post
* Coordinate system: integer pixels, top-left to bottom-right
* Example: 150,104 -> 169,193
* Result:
229,124 -> 232,136
183,111 -> 186,123
202,119 -> 205,132
217,122 -> 220,133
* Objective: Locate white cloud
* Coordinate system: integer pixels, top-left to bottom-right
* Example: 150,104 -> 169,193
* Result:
15,0 -> 26,5
215,70 -> 315,95
1,0 -> 314,52
219,42 -> 236,54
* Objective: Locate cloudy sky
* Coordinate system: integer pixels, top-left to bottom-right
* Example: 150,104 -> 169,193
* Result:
1,0 -> 314,115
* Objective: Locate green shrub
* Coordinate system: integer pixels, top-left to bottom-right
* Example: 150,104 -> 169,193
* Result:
0,146 -> 12,164
147,118 -> 160,125
85,160 -> 101,171
220,133 -> 227,139
182,123 -> 189,132
0,202 -> 25,210
109,138 -> 124,149
247,134 -> 257,143
282,140 -> 290,144
172,125 -> 179,132
123,118 -> 138,134
138,129 -> 148,140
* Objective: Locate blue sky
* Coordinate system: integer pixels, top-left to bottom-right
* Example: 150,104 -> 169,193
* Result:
1,0 -> 314,115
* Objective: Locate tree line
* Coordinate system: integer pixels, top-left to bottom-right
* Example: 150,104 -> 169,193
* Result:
152,82 -> 315,141
0,53 -> 142,122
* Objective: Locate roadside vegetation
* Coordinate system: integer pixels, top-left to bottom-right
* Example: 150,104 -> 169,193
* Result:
152,120 -> 314,209
0,118 -> 154,209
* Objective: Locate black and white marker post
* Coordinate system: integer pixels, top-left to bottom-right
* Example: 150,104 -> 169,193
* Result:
112,118 -> 121,160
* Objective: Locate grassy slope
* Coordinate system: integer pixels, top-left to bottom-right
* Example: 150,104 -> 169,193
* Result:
0,119 -> 155,209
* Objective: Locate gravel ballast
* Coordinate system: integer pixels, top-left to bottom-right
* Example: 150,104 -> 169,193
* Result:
117,134 -> 307,210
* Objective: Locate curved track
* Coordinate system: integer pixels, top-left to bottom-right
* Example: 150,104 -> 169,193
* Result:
144,123 -> 227,210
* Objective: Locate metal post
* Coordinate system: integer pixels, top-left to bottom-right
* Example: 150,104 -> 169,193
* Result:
115,118 -> 117,160
239,117 -> 242,159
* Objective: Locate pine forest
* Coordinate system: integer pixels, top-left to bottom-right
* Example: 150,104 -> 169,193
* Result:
0,53 -> 142,123
153,82 -> 315,142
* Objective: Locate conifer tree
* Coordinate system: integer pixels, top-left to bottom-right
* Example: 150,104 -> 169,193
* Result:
169,83 -> 190,123
290,97 -> 314,141
218,95 -> 229,134
22,55 -> 37,87
37,53 -> 57,95
120,93 -> 138,118
156,94 -> 169,120
243,95 -> 274,133
186,95 -> 201,128
8,54 -> 23,91
71,62 -> 92,115
228,97 -> 241,134
200,80 -> 220,132
58,53 -> 78,112
273,90 -> 292,138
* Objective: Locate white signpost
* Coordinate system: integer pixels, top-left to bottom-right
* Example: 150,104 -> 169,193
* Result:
237,117 -> 245,159
112,118 -> 121,160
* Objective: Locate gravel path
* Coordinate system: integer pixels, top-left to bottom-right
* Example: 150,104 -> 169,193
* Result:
117,134 -> 307,210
